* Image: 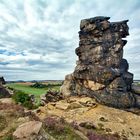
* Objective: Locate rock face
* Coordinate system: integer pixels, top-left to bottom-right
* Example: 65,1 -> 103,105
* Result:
0,85 -> 11,98
0,77 -> 6,85
61,16 -> 139,108
0,76 -> 11,98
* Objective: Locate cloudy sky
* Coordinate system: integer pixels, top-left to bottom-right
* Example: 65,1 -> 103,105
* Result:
0,0 -> 140,81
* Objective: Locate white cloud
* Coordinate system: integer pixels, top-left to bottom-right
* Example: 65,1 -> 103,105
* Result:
0,0 -> 139,80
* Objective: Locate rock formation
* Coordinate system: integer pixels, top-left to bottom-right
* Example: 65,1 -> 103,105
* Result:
40,91 -> 63,105
0,76 -> 6,85
61,16 -> 140,108
36,96 -> 140,140
0,76 -> 11,98
0,86 -> 11,98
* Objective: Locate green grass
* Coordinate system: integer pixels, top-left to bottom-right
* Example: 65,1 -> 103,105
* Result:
6,83 -> 61,98
6,82 -> 61,108
7,83 -> 46,97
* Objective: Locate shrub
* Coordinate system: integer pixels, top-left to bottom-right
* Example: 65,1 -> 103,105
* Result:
87,131 -> 119,140
0,102 -> 24,111
12,90 -> 30,104
87,131 -> 105,140
43,117 -> 82,140
23,101 -> 33,109
44,117 -> 65,133
12,90 -> 34,109
7,87 -> 14,91
55,123 -> 65,133
30,82 -> 47,88
30,82 -> 62,89
44,117 -> 56,130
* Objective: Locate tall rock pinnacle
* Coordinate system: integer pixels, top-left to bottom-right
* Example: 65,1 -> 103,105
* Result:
61,16 -> 140,108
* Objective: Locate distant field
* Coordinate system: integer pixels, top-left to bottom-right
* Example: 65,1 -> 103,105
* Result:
6,82 -> 61,97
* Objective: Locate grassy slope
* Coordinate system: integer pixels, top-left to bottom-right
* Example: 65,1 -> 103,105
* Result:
6,83 -> 61,97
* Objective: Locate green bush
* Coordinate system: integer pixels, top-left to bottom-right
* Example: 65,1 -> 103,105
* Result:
7,87 -> 14,91
30,82 -> 47,88
30,82 -> 62,89
12,90 -> 34,109
12,90 -> 30,104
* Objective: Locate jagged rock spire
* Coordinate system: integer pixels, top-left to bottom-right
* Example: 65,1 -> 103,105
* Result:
61,16 -> 140,108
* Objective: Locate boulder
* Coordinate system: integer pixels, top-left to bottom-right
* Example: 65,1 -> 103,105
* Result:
55,98 -> 93,110
40,90 -> 63,105
13,121 -> 46,140
60,74 -> 76,97
0,85 -> 11,98
55,101 -> 70,110
68,102 -> 84,109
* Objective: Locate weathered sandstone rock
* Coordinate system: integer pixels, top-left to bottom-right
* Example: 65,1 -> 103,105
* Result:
13,121 -> 45,140
61,16 -> 140,108
35,96 -> 140,140
40,90 -> 63,105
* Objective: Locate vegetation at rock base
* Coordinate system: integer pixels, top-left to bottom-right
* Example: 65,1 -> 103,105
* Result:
1,81 -> 140,140
12,90 -> 37,109
43,117 -> 83,140
42,116 -> 122,140
87,131 -> 120,140
6,82 -> 62,108
0,102 -> 25,140
7,83 -> 47,96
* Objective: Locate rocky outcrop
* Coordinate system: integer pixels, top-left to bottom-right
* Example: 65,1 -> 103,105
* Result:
35,96 -> 140,140
61,16 -> 140,108
0,77 -> 11,98
0,85 -> 11,98
40,90 -> 63,105
0,77 -> 5,85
